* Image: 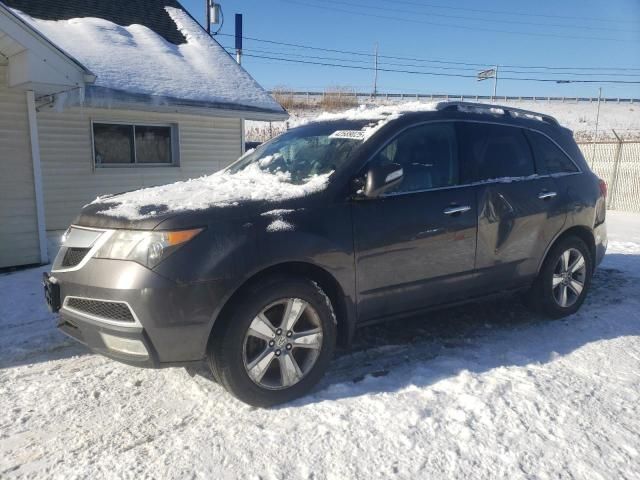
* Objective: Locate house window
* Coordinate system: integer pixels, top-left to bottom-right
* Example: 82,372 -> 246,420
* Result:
93,123 -> 178,166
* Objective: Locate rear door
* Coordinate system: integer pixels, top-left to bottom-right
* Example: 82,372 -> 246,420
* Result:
457,122 -> 567,289
352,122 -> 477,323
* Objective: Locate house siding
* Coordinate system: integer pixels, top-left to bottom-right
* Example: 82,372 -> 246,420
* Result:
0,64 -> 41,268
36,106 -> 242,241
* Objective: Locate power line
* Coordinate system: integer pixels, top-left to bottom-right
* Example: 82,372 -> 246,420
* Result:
215,33 -> 640,72
222,45 -> 640,79
281,0 -> 635,43
239,52 -> 640,84
389,0 -> 639,25
317,0 -> 640,34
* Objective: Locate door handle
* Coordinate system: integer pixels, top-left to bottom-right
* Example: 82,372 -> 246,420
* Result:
443,205 -> 471,216
538,191 -> 557,200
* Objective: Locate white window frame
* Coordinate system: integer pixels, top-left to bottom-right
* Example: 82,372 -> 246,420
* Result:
91,120 -> 180,168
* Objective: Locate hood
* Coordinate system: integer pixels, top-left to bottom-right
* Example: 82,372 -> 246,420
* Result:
74,165 -> 333,230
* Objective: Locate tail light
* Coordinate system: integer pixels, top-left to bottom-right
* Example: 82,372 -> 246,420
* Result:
598,178 -> 607,198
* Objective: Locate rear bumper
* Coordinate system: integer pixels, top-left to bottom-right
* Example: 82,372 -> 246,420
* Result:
594,221 -> 607,267
51,258 -> 231,367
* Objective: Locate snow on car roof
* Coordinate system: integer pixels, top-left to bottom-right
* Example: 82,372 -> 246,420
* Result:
10,6 -> 284,113
310,101 -> 439,123
298,101 -> 439,140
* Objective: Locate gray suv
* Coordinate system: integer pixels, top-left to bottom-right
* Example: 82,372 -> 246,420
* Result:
43,102 -> 607,406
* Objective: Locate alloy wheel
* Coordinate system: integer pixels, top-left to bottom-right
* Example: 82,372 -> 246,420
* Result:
552,248 -> 587,308
242,298 -> 323,390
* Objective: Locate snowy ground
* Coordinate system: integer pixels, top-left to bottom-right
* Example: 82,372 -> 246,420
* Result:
2,211 -> 640,479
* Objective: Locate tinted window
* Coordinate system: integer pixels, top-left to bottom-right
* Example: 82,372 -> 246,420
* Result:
458,123 -> 535,181
370,123 -> 458,193
93,123 -> 173,166
528,131 -> 578,174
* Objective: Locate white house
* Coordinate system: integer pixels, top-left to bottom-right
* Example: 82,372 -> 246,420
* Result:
0,0 -> 287,269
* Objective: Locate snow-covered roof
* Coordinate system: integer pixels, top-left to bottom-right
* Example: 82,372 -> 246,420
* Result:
4,0 -> 285,117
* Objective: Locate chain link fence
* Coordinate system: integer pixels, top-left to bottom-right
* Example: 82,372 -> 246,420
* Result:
578,137 -> 640,213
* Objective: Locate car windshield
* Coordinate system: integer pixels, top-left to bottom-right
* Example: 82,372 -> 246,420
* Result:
227,121 -> 369,184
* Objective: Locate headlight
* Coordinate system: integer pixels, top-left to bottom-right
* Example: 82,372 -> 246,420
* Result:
94,228 -> 203,268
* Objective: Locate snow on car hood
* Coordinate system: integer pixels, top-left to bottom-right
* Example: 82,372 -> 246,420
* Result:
89,164 -> 332,220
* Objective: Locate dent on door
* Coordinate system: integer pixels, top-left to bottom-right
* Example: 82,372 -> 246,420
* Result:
480,189 -> 516,254
475,177 -> 567,285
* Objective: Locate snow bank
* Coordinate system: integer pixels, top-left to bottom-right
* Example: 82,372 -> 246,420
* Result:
2,213 -> 640,478
91,164 -> 331,219
11,7 -> 282,112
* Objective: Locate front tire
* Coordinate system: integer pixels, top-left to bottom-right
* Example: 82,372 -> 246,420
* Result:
525,236 -> 593,318
208,276 -> 336,407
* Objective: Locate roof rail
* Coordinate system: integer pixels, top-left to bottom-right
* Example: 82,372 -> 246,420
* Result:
436,101 -> 560,126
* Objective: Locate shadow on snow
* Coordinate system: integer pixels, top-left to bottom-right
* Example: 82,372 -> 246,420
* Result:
2,255 -> 639,407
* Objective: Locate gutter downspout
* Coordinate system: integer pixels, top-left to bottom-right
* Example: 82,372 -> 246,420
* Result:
240,118 -> 245,155
25,90 -> 48,264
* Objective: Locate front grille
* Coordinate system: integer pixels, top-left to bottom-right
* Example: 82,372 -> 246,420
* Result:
65,297 -> 135,323
61,247 -> 91,268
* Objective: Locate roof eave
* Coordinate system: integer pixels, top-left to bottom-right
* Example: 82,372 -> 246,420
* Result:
82,86 -> 288,121
0,1 -> 95,81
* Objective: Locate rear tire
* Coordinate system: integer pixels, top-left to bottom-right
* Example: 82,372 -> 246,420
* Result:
525,236 -> 593,319
208,276 -> 336,407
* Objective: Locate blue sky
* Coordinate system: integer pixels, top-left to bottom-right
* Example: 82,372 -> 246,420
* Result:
182,0 -> 640,98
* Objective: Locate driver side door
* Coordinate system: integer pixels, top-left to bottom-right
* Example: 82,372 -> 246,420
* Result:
352,122 -> 478,323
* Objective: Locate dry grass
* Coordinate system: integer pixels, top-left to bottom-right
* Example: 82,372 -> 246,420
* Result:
318,87 -> 358,110
271,87 -> 309,110
271,86 -> 358,111
245,123 -> 287,142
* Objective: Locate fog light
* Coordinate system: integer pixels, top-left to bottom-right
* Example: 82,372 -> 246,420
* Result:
99,332 -> 149,357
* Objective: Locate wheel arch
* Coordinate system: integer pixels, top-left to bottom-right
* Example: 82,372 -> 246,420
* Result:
538,225 -> 596,274
209,261 -> 355,348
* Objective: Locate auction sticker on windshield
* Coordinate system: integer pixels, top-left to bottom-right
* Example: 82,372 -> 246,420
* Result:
329,130 -> 366,140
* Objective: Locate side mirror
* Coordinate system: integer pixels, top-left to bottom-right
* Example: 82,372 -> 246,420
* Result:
363,163 -> 403,198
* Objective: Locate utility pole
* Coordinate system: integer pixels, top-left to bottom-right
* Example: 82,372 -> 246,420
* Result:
372,43 -> 378,98
235,13 -> 243,65
493,65 -> 499,99
591,86 -> 602,166
206,0 -> 211,34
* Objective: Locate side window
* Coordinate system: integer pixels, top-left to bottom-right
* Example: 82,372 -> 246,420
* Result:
370,123 -> 459,194
527,131 -> 579,174
457,123 -> 535,182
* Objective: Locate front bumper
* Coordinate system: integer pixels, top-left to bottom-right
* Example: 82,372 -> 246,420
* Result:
51,257 -> 229,367
57,308 -> 159,367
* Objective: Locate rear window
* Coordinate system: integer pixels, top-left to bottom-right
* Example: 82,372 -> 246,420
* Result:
457,123 -> 535,182
527,131 -> 579,174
